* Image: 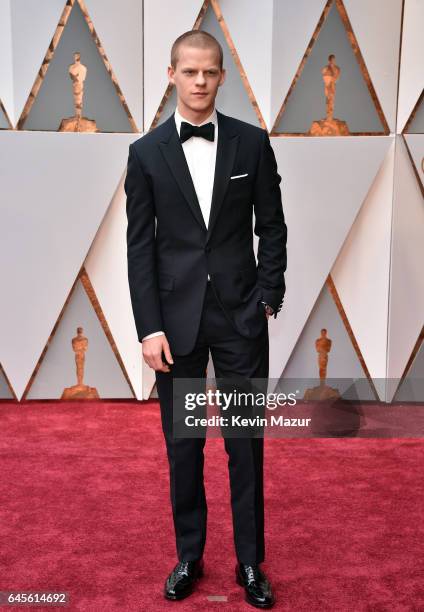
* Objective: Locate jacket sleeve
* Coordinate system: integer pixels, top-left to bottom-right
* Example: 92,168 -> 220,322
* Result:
253,130 -> 287,318
124,143 -> 164,341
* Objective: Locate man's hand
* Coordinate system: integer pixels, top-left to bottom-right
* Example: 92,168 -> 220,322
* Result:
142,335 -> 174,372
262,302 -> 274,320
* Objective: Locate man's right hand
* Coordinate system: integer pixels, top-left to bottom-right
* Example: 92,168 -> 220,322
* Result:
142,335 -> 174,372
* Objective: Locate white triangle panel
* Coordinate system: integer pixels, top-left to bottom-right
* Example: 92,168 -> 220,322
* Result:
0,0 -> 14,125
343,0 -> 402,134
198,3 -> 261,126
270,0 -> 328,128
143,0 -> 202,130
84,0 -> 143,130
267,136 -> 392,382
0,131 -> 138,399
387,136 -> 424,399
84,173 -> 152,400
397,0 -> 424,132
10,0 -> 65,124
219,0 -> 273,129
331,138 -> 395,390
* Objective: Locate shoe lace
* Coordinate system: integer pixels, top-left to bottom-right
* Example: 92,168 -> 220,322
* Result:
245,565 -> 257,585
176,561 -> 190,577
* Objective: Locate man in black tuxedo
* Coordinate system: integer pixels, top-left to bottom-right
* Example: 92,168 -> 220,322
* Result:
125,30 -> 287,608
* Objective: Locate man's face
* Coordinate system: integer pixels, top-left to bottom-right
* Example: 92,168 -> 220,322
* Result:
168,44 -> 225,114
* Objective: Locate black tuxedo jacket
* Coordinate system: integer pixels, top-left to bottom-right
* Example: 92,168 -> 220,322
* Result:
124,110 -> 287,355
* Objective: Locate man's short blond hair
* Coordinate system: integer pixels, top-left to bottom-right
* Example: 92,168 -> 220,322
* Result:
171,30 -> 223,69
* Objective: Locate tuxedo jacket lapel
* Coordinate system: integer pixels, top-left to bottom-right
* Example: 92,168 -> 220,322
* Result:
158,110 -> 239,241
207,111 -> 239,244
159,116 -> 207,233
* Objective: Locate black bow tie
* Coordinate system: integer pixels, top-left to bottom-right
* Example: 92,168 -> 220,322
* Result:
179,121 -> 215,144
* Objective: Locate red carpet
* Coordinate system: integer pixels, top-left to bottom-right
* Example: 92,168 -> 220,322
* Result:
1,400 -> 423,611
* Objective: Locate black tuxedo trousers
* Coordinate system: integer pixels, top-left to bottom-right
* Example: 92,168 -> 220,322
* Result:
156,279 -> 269,564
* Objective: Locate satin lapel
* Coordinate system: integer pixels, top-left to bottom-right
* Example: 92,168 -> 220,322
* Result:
206,112 -> 239,243
158,122 -> 207,233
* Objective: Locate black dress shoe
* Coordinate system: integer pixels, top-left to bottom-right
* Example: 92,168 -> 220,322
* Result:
236,563 -> 275,609
164,559 -> 204,600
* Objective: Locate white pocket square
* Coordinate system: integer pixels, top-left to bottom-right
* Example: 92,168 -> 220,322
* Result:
230,173 -> 248,180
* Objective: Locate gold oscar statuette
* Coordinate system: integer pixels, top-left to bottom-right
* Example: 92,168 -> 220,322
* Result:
303,328 -> 340,400
309,54 -> 350,136
61,326 -> 99,399
58,52 -> 98,132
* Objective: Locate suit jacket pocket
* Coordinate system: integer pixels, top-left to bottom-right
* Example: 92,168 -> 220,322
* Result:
240,266 -> 263,304
227,175 -> 253,198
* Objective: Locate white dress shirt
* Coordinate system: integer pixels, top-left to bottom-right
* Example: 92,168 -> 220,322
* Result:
142,107 -> 218,341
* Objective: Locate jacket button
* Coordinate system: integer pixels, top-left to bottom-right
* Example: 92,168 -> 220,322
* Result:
205,246 -> 211,253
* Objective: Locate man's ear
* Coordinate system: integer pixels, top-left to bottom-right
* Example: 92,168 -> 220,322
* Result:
219,68 -> 226,87
167,65 -> 175,85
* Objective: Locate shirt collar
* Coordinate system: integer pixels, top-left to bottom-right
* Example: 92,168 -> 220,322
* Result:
174,107 -> 217,137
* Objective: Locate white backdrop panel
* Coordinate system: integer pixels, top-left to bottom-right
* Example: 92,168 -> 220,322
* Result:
84,0 -> 143,131
143,0 -> 202,130
387,135 -> 424,399
332,138 -> 395,397
9,0 -> 65,125
0,0 -> 14,124
270,0 -> 328,128
344,0 -> 402,133
0,131 -> 137,399
84,172 -> 150,401
267,136 -> 392,382
218,0 -> 274,129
